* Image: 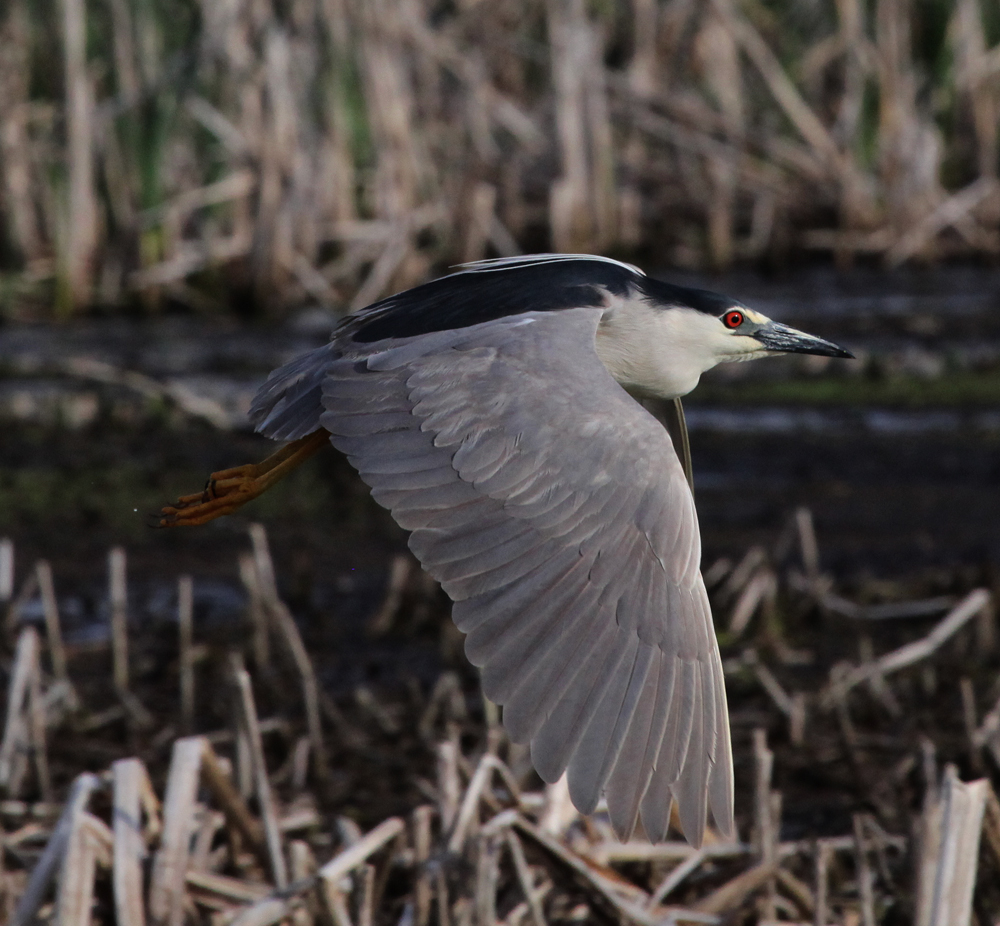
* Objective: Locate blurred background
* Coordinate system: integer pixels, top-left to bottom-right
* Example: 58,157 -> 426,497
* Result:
2,2 -> 1000,918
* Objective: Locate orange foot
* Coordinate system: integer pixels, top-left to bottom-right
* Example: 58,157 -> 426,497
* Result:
160,429 -> 330,527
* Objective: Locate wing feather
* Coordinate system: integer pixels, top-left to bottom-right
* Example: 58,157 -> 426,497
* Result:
250,306 -> 733,844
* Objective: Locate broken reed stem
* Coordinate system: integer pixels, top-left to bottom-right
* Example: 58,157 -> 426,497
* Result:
852,815 -> 876,926
27,640 -> 52,802
827,589 -> 993,704
198,740 -> 269,863
367,554 -> 411,636
246,523 -> 328,779
269,600 -> 329,781
36,560 -> 67,682
239,552 -> 269,669
233,667 -> 289,888
412,805 -> 434,926
0,627 -> 46,798
149,737 -> 203,926
249,523 -> 279,604
109,547 -> 129,693
12,772 -> 101,926
178,575 -> 194,732
813,838 -> 831,926
56,810 -> 113,926
319,817 -> 405,905
111,758 -> 149,926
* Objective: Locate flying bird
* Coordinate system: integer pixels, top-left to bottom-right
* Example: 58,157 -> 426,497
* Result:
162,254 -> 852,845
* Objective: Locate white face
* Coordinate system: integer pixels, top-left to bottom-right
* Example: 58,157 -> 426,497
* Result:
596,302 -> 772,399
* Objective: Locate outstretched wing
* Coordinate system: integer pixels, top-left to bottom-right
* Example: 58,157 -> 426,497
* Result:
302,306 -> 733,844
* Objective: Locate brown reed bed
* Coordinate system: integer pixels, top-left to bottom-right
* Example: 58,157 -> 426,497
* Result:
2,513 -> 1000,923
1,0 -> 1000,318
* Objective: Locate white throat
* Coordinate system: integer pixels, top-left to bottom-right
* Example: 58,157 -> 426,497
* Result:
595,302 -> 736,399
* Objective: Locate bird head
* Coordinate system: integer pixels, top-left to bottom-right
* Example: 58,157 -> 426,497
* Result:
598,274 -> 854,399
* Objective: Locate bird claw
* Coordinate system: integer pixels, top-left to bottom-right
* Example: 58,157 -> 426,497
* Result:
158,429 -> 330,528
159,466 -> 263,527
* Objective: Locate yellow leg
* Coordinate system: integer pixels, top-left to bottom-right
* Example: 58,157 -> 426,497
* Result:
160,429 -> 330,527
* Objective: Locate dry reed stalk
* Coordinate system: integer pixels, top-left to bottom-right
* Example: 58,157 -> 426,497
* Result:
149,737 -> 204,926
35,561 -> 67,683
827,589 -> 993,704
26,644 -> 51,802
232,668 -> 289,888
249,523 -> 279,603
718,546 -> 767,607
0,1 -> 43,266
857,635 -> 902,717
108,547 -> 129,693
12,772 -> 101,926
355,861 -> 375,926
436,738 -> 461,834
270,600 -> 329,780
0,628 -> 47,798
951,0 -> 1000,181
545,0 -> 599,253
504,829 -> 546,926
751,729 -> 777,920
229,896 -> 296,926
0,539 -> 12,603
728,569 -> 776,636
876,0 -> 942,235
55,811 -> 112,926
353,0 -> 424,224
247,524 -> 328,779
851,814 -> 875,926
250,524 -> 329,778
111,759 -> 150,926
178,575 -> 195,732
239,553 -> 270,669
412,805 -> 434,926
693,0 -> 744,267
693,859 -> 779,915
254,27 -> 297,302
513,815 -> 704,926
58,0 -> 98,312
915,766 -> 988,926
185,869 -> 271,904
318,817 -> 404,911
199,741 -> 269,861
368,554 -> 412,636
812,839 -> 830,926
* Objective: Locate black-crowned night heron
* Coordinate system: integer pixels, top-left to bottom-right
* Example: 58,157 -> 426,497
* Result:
163,254 -> 852,845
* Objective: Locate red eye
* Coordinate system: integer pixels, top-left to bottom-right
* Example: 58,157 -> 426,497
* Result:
723,310 -> 744,329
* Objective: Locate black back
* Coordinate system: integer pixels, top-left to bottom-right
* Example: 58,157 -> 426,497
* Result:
346,258 -> 742,343
348,259 -> 638,343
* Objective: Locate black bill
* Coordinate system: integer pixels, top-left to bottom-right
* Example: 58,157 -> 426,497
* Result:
753,321 -> 854,359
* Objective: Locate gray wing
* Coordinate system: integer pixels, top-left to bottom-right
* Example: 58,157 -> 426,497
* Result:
250,343 -> 337,441
255,308 -> 733,844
